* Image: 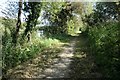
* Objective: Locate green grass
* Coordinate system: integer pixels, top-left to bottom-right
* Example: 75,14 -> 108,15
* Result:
46,33 -> 73,43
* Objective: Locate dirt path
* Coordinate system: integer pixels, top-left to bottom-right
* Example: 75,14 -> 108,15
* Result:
5,34 -> 102,79
35,38 -> 77,78
6,37 -> 76,79
69,34 -> 102,78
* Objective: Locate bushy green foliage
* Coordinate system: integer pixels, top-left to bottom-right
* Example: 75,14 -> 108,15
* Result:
1,18 -> 63,73
87,22 -> 120,77
67,20 -> 75,35
40,38 -> 60,47
2,35 -> 62,71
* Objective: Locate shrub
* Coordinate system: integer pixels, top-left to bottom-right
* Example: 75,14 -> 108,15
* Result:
87,22 -> 120,78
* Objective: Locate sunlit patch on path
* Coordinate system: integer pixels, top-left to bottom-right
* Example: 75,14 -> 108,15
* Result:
36,39 -> 76,78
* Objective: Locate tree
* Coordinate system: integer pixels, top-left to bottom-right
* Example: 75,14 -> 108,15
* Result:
12,0 -> 22,44
23,2 -> 42,40
42,2 -> 83,34
83,2 -> 120,26
41,2 -> 67,34
42,2 -> 92,35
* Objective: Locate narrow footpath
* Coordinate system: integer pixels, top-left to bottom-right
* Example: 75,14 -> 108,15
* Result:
6,34 -> 102,79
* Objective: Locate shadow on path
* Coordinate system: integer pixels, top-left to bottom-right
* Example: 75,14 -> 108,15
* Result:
69,34 -> 102,78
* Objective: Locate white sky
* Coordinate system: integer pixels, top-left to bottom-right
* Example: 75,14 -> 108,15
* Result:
0,0 -> 7,17
0,0 -> 118,22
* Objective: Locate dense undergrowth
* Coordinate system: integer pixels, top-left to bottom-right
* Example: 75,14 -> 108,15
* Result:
2,29 -> 70,75
1,17 -> 74,76
87,22 -> 120,78
2,35 -> 60,69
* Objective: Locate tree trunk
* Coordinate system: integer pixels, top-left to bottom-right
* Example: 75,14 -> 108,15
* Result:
12,0 -> 22,44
